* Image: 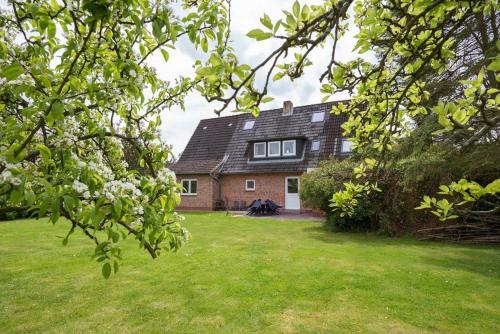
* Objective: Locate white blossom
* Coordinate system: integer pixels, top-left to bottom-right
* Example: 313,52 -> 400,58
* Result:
134,206 -> 144,215
10,177 -> 22,186
72,180 -> 88,194
157,167 -> 176,182
173,211 -> 185,221
0,160 -> 23,186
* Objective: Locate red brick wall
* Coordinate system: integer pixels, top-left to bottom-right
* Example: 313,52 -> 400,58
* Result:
220,173 -> 311,212
177,174 -> 215,210
176,172 -> 316,212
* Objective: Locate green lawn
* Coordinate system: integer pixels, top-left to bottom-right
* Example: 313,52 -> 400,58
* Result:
0,213 -> 499,333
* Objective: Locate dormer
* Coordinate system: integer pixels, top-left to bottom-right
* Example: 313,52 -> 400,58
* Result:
248,137 -> 305,161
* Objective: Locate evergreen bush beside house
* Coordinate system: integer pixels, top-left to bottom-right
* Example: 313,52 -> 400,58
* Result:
301,141 -> 500,241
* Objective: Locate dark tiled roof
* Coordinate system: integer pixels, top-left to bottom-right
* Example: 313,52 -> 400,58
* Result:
170,158 -> 224,174
170,114 -> 239,174
171,101 -> 349,175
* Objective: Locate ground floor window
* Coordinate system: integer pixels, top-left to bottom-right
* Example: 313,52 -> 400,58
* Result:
245,179 -> 256,191
181,179 -> 198,195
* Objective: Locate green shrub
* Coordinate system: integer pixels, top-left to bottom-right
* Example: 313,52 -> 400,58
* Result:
301,159 -> 357,212
301,159 -> 376,231
300,142 -> 500,235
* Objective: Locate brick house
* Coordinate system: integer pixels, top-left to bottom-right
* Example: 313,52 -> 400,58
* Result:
171,101 -> 352,212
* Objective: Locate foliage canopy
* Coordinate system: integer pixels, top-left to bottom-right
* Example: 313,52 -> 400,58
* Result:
195,0 -> 500,221
0,0 -> 230,277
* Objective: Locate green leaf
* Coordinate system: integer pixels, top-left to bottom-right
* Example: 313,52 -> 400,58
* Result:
1,64 -> 23,80
293,1 -> 300,18
50,197 -> 60,223
113,261 -> 119,274
452,109 -> 467,125
25,189 -> 36,205
113,198 -> 122,219
438,185 -> 450,194
301,5 -> 310,20
246,29 -> 273,41
161,49 -> 169,62
47,101 -> 65,126
36,144 -> 52,160
273,20 -> 282,34
273,72 -> 285,81
63,195 -> 76,212
152,20 -> 163,41
47,22 -> 56,38
487,59 -> 500,71
260,14 -> 273,30
201,37 -> 208,53
102,262 -> 111,279
10,189 -> 23,204
83,2 -> 110,21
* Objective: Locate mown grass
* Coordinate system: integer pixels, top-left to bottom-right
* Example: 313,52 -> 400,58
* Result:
0,212 -> 499,333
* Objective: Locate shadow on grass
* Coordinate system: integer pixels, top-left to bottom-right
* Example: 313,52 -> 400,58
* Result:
303,224 -> 500,278
418,249 -> 500,279
303,224 -> 500,248
301,224 -> 406,246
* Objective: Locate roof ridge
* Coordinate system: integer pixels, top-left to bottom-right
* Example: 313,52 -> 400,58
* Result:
199,100 -> 350,121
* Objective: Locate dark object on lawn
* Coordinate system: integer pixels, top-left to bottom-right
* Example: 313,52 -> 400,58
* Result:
247,199 -> 282,215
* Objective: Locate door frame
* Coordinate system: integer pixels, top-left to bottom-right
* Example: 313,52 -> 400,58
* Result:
285,176 -> 300,210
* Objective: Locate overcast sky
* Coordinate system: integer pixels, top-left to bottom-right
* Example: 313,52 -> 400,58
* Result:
150,0 -> 363,156
1,0 -> 364,155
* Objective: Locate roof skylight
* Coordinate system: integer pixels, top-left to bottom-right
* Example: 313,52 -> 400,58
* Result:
243,120 -> 255,130
311,140 -> 320,151
311,112 -> 325,123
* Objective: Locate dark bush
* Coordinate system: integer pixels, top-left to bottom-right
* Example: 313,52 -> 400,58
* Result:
301,142 -> 500,236
301,159 -> 376,231
0,207 -> 31,221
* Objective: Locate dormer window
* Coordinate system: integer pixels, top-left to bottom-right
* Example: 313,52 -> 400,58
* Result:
341,138 -> 353,153
311,140 -> 320,151
254,142 -> 266,158
268,141 -> 281,157
243,120 -> 255,130
311,112 -> 325,122
283,140 -> 296,156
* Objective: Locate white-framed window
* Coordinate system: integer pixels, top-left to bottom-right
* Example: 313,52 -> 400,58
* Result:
243,120 -> 255,130
341,138 -> 353,153
311,140 -> 320,151
245,179 -> 256,191
311,111 -> 325,122
254,142 -> 266,158
283,140 -> 296,156
268,141 -> 281,157
181,179 -> 198,195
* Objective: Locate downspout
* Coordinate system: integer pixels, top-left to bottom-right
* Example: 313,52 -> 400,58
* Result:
209,154 -> 229,205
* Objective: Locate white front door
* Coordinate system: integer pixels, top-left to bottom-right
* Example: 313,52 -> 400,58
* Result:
285,177 -> 300,210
